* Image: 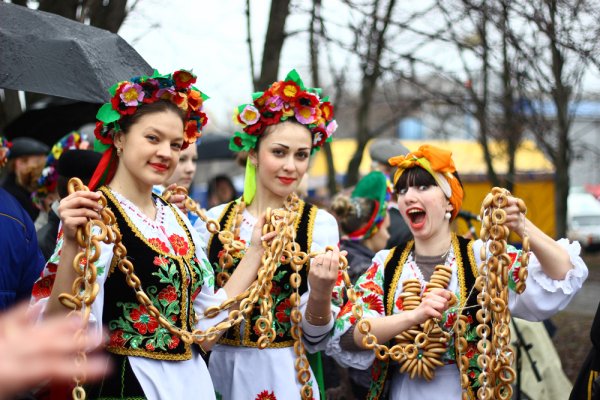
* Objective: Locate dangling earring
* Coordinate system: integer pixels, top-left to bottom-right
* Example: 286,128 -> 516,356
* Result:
116,146 -> 122,156
444,211 -> 452,220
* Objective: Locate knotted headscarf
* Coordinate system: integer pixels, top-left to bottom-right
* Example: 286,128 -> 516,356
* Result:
388,144 -> 463,220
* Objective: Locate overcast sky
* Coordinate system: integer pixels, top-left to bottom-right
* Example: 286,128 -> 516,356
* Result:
119,0 -> 600,135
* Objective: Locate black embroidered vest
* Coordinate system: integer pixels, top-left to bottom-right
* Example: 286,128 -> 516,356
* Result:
101,187 -> 204,361
367,235 -> 483,400
206,200 -> 318,348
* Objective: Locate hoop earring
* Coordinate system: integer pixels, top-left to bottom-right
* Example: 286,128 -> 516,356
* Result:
444,211 -> 452,220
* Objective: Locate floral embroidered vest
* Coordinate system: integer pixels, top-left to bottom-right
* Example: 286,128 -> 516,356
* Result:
206,200 -> 318,348
367,235 -> 484,400
101,187 -> 204,361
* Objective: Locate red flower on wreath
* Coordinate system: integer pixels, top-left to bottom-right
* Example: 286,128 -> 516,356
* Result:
168,234 -> 189,256
158,285 -> 178,303
130,305 -> 158,334
255,390 -> 277,400
146,343 -> 155,351
275,298 -> 292,323
148,238 -> 170,253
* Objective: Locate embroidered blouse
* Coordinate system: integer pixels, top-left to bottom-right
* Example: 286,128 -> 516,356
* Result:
327,237 -> 588,400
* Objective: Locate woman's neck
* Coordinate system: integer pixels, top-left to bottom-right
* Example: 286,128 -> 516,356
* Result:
108,170 -> 156,219
413,227 -> 453,257
245,188 -> 287,217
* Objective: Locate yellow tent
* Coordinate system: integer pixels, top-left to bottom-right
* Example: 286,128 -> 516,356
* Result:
309,139 -> 556,238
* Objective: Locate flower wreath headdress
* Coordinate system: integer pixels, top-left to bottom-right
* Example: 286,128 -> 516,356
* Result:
229,69 -> 337,203
89,69 -> 209,190
32,131 -> 87,207
0,136 -> 12,168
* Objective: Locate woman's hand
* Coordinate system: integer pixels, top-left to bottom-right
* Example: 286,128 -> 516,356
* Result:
57,191 -> 102,242
502,195 -> 527,237
410,288 -> 452,325
308,247 -> 345,301
164,183 -> 187,213
0,303 -> 108,399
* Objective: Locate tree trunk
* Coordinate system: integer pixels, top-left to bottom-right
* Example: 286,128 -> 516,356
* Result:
256,0 -> 292,91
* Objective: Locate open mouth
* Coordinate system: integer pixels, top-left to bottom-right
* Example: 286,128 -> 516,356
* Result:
407,208 -> 426,225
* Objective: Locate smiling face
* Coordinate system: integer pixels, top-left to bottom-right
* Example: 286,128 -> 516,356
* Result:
165,142 -> 198,190
249,120 -> 312,203
114,109 -> 184,191
395,167 -> 453,241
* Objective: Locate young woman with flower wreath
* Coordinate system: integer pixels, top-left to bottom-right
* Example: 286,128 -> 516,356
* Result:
30,70 -> 273,400
194,69 -> 344,400
326,144 -> 589,399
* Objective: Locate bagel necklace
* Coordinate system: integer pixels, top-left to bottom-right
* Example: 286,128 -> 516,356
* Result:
392,240 -> 456,380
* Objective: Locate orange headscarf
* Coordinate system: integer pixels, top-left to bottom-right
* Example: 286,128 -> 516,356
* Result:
388,144 -> 463,220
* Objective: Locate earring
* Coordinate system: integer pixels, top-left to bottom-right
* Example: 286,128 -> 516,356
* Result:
116,147 -> 122,156
444,211 -> 452,220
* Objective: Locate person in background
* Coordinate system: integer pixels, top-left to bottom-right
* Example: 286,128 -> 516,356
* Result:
36,146 -> 101,260
206,173 -> 237,208
0,136 -> 46,311
327,170 -> 391,399
32,131 -> 90,231
368,138 -> 412,248
162,141 -> 200,224
570,302 -> 600,400
1,136 -> 49,221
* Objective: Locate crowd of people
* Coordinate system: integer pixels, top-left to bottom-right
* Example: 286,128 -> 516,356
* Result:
0,67 -> 596,400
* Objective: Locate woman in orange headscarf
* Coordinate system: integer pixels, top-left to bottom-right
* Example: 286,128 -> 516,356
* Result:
327,144 -> 588,399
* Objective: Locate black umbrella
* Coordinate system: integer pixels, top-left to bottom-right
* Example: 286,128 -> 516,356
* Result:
3,99 -> 99,147
0,2 -> 153,103
197,134 -> 235,161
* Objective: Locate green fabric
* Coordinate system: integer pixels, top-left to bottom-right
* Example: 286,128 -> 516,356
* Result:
242,157 -> 256,204
307,351 -> 325,400
351,171 -> 388,220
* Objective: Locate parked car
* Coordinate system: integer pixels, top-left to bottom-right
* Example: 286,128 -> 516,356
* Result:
567,190 -> 600,251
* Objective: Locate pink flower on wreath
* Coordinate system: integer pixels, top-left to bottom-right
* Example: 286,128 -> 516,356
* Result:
326,120 -> 338,137
239,105 -> 260,125
130,305 -> 159,335
265,95 -> 284,112
119,83 -> 144,106
294,106 -> 317,124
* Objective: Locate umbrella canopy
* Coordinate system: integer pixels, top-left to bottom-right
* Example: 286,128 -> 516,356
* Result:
0,2 -> 153,103
197,134 -> 235,161
3,99 -> 98,147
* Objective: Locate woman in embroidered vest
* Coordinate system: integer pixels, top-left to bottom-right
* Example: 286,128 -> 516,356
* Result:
31,70 -> 271,400
327,144 -> 589,399
194,69 -> 343,400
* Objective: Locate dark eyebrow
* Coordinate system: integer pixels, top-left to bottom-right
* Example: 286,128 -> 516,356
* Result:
272,142 -> 310,151
145,127 -> 183,143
